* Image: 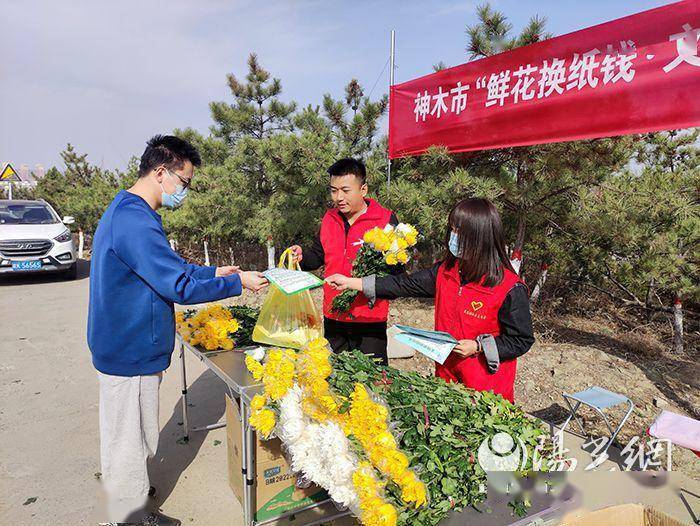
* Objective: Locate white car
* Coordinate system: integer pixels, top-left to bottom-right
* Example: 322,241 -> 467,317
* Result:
0,199 -> 78,279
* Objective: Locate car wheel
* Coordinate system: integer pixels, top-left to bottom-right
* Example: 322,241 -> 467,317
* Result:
63,263 -> 78,280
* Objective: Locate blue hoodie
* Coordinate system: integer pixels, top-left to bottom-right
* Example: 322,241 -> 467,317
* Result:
87,190 -> 242,376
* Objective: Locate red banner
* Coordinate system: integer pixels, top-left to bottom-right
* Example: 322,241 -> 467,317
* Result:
389,0 -> 700,158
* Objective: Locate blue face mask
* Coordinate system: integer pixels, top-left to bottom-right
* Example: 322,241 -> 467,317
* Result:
449,231 -> 461,257
161,170 -> 189,209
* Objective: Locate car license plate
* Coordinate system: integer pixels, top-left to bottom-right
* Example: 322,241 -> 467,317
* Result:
12,260 -> 42,271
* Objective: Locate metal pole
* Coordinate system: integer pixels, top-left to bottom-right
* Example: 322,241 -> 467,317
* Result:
389,30 -> 395,95
387,29 -> 395,191
240,396 -> 254,525
8,182 -> 12,200
179,340 -> 190,442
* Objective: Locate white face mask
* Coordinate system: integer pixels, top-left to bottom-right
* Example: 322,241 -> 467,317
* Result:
160,169 -> 189,209
449,231 -> 461,257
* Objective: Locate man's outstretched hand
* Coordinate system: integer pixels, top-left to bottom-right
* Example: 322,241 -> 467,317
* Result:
239,271 -> 269,292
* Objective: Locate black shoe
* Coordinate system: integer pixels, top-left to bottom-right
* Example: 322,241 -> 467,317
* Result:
141,512 -> 181,526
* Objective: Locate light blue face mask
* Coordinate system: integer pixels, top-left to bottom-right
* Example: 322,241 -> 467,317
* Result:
449,231 -> 461,257
161,170 -> 189,209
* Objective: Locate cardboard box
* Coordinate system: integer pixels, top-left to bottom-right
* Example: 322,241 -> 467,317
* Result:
562,504 -> 685,526
225,395 -> 329,523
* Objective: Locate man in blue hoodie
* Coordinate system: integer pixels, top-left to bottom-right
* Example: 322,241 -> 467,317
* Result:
88,135 -> 268,526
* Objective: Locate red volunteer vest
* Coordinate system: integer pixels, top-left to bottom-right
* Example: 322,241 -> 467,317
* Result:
434,262 -> 522,402
320,198 -> 393,323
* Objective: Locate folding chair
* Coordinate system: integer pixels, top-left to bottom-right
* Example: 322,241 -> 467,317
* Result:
559,386 -> 634,457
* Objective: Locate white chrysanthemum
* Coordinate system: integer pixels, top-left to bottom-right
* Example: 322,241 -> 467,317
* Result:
395,223 -> 412,236
383,224 -> 394,234
245,347 -> 266,362
275,384 -> 359,509
279,418 -> 304,443
279,385 -> 304,420
332,487 -> 357,508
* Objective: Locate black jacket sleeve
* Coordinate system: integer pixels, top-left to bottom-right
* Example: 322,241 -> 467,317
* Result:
299,229 -> 325,271
492,283 -> 535,360
374,262 -> 440,299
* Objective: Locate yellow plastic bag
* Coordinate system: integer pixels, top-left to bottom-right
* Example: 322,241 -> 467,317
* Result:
252,248 -> 323,349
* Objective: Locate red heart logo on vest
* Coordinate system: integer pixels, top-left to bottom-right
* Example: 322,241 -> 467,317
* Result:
471,300 -> 484,311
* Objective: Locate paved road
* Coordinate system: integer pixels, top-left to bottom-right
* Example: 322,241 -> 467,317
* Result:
0,262 -> 242,525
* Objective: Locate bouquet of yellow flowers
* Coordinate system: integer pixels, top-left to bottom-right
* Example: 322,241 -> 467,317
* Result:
176,304 -> 259,351
332,223 -> 418,314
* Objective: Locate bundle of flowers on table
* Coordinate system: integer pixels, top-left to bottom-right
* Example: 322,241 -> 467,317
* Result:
176,304 -> 260,350
245,339 -> 553,526
332,223 -> 419,314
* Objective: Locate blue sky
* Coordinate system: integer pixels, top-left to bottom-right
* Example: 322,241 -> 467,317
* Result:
1,0 -> 671,171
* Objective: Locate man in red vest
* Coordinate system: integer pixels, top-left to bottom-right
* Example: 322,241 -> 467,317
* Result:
290,158 -> 398,365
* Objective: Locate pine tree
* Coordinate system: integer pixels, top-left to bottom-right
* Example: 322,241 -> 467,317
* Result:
466,3 -> 549,59
321,79 -> 388,158
28,145 -> 132,233
564,130 -> 699,351
209,53 -> 296,145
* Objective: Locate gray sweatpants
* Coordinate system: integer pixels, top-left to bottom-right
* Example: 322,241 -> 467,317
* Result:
98,371 -> 162,522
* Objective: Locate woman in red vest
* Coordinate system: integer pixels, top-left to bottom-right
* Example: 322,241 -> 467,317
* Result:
326,198 -> 534,402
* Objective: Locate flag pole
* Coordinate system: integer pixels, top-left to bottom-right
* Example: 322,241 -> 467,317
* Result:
387,29 -> 395,191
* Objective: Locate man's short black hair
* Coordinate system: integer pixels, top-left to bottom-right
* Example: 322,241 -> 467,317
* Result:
327,158 -> 366,185
138,134 -> 202,177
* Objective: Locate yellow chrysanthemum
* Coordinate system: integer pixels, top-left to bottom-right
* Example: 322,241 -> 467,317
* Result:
245,356 -> 264,381
250,393 -> 267,411
178,304 -> 242,351
249,408 -> 275,438
396,250 -> 409,264
373,503 -> 398,526
385,253 -> 398,265
363,228 -> 378,245
307,337 -> 329,352
395,469 -> 428,506
352,463 -> 398,526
